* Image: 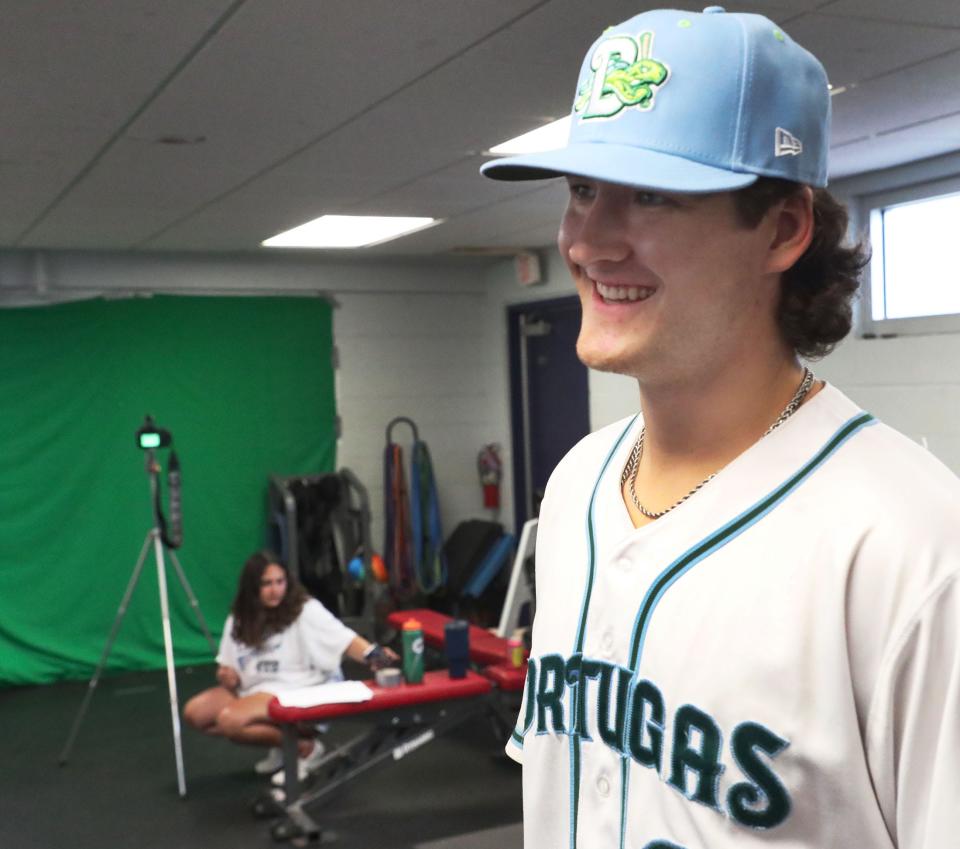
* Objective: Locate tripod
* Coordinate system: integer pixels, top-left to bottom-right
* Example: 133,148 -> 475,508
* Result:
59,452 -> 216,798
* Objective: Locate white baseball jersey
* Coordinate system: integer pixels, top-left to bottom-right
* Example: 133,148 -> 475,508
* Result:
217,597 -> 355,697
509,383 -> 960,849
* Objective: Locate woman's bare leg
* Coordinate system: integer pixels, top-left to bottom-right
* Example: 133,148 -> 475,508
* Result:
185,689 -> 315,756
182,686 -> 237,735
215,692 -> 281,747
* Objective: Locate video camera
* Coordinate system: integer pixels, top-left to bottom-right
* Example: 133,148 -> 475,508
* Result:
135,415 -> 182,550
136,415 -> 172,450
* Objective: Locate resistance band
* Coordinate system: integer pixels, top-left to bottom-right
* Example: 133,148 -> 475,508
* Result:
410,439 -> 446,594
384,420 -> 416,600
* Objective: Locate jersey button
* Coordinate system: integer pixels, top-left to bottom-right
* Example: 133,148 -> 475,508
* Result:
597,775 -> 611,797
600,630 -> 615,657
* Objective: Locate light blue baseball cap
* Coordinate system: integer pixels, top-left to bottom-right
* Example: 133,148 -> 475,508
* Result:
481,6 -> 830,191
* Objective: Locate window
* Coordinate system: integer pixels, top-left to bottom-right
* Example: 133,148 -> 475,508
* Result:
862,175 -> 960,335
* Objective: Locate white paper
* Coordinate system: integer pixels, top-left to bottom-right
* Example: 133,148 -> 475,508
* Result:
276,680 -> 375,708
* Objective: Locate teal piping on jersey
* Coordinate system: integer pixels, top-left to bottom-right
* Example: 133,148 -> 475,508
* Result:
570,735 -> 580,845
575,414 -> 640,652
626,412 -> 875,667
568,414 -> 639,849
620,757 -> 631,849
617,411 -> 875,847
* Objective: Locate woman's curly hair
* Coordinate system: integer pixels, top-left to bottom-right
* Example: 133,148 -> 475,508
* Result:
230,550 -> 308,648
733,178 -> 869,360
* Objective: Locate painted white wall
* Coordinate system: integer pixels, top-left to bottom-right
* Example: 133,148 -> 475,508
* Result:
336,286 -> 502,548
813,332 -> 960,470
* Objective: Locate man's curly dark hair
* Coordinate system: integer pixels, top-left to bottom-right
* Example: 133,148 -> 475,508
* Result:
733,178 -> 869,360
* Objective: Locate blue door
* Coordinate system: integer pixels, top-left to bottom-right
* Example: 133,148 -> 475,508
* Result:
508,296 -> 590,531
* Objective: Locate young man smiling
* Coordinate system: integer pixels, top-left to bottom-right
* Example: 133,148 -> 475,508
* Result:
482,6 -> 960,849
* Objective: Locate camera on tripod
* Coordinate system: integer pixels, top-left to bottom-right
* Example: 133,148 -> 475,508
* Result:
136,415 -> 172,450
135,415 -> 183,551
60,414 -> 215,797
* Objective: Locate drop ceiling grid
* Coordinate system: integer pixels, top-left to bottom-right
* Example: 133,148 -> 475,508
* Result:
397,217 -> 565,254
144,0 -> 628,250
0,0 -> 238,243
145,163 -> 564,254
152,0 -> 960,254
830,49 -> 960,143
210,0 -> 620,183
379,181 -> 569,255
140,174 -> 404,252
821,0 -> 960,28
146,0 -> 820,252
22,0 -> 551,248
149,0 -> 707,251
721,1 -> 829,12
123,0 -> 553,191
4,0 -> 960,255
786,13 -> 960,88
349,156 -> 549,217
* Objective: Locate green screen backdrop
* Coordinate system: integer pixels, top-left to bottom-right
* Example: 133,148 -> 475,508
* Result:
0,295 -> 336,687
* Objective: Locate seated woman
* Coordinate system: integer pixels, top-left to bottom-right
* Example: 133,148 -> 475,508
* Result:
183,550 -> 396,780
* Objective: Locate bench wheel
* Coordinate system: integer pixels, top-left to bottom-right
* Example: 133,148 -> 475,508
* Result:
251,790 -> 285,819
271,816 -> 320,844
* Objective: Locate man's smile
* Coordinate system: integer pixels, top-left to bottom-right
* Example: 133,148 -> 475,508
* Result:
593,278 -> 658,304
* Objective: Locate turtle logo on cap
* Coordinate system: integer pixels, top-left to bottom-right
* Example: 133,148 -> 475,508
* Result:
575,31 -> 669,120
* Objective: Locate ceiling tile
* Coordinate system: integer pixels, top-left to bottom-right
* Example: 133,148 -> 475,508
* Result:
5,0 -> 960,255
786,13 -> 960,88
0,0 -> 237,243
831,48 -> 960,144
823,0 -> 960,29
24,0 -> 550,248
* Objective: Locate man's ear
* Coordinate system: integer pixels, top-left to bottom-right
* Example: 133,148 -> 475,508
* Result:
765,186 -> 814,274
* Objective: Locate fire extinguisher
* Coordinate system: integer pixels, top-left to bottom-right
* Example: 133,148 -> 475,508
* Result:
477,444 -> 502,510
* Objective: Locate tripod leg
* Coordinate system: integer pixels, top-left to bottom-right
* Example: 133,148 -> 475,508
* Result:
59,531 -> 154,766
153,533 -> 188,798
167,550 -> 217,655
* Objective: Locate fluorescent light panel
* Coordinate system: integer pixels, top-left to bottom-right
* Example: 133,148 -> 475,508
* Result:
263,215 -> 438,248
489,116 -> 571,155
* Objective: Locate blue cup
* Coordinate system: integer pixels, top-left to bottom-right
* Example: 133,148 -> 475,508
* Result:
444,620 -> 470,679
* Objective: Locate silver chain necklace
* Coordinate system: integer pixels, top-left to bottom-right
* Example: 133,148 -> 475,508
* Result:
621,368 -> 815,521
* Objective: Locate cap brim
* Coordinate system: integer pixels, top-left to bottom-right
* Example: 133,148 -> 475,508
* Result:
480,142 -> 758,193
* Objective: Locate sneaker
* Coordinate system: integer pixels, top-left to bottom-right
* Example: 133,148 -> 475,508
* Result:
270,741 -> 326,786
254,747 -> 283,775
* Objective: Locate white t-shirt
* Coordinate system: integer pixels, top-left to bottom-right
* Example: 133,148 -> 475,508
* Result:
216,597 -> 356,697
511,384 -> 960,849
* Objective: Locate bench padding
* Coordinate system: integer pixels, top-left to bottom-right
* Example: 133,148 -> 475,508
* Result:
268,669 -> 491,723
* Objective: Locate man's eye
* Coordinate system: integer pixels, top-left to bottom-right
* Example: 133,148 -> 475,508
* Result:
634,190 -> 669,206
568,182 -> 594,200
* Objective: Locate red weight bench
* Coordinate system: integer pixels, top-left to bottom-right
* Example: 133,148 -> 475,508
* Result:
384,608 -> 529,767
386,608 -> 528,688
385,608 -> 528,739
259,611 -> 528,843
262,670 -> 493,843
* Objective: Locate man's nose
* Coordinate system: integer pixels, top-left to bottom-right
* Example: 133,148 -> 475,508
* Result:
563,199 -> 631,267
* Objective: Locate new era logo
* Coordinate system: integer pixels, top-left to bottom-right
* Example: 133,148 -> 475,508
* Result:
775,127 -> 803,157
